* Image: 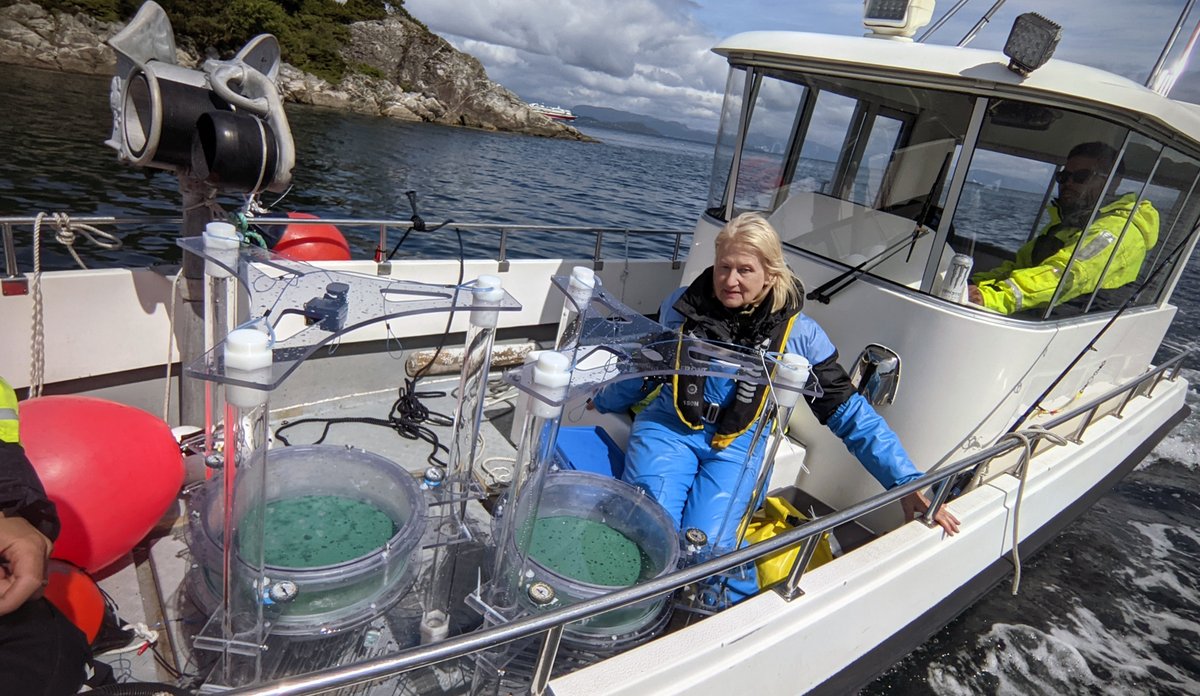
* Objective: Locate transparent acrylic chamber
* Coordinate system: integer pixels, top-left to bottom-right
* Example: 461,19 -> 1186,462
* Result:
509,470 -> 681,638
188,445 -> 428,636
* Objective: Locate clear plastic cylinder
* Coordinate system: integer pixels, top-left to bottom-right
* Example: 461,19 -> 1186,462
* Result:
193,325 -> 274,688
470,352 -> 569,693
423,276 -> 504,641
555,266 -> 596,350
202,221 -> 241,458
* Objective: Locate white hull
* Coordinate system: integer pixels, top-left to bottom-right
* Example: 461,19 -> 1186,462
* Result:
551,374 -> 1188,695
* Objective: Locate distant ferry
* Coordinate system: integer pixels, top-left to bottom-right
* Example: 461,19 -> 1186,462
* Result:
529,102 -> 577,121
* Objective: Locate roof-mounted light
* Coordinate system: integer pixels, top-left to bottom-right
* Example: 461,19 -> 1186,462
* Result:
863,0 -> 935,41
1003,12 -> 1062,76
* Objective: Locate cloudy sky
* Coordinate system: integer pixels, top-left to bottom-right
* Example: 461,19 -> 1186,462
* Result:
404,0 -> 1200,131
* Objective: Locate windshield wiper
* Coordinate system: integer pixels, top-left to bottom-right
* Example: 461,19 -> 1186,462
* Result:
805,223 -> 932,304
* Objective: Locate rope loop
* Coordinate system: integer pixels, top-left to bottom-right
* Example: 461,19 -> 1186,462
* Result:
42,212 -> 123,270
996,425 -> 1071,595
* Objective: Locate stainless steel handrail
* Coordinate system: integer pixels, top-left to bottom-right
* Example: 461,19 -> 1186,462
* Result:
2,222 -> 18,279
0,215 -> 693,271
222,350 -> 1192,696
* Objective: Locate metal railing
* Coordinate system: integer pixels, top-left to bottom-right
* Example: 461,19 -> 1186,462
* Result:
223,350 -> 1193,696
0,215 -> 692,279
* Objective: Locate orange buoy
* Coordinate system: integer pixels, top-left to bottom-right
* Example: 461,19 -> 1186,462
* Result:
20,396 -> 183,573
274,212 -> 352,261
42,559 -> 105,644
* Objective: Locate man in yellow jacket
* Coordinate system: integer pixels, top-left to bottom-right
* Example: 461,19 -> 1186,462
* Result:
968,142 -> 1159,315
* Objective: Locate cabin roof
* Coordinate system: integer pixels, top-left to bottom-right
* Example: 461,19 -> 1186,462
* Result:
714,31 -> 1200,151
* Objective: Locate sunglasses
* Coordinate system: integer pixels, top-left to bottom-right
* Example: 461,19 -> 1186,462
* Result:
1054,168 -> 1103,185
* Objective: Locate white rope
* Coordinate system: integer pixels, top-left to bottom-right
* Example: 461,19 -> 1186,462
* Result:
27,213 -> 124,397
29,214 -> 46,398
997,426 -> 1069,595
162,271 -> 183,423
50,212 -> 121,271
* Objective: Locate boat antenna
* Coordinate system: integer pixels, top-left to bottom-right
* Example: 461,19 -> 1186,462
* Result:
1006,230 -> 1196,435
1147,0 -> 1200,95
917,0 -> 974,43
957,0 -> 1007,47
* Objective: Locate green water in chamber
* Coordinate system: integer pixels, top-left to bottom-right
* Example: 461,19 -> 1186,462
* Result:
262,495 -> 397,567
530,515 -> 654,586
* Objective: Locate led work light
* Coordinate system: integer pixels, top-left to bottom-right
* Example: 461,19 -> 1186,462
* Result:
1003,12 -> 1062,76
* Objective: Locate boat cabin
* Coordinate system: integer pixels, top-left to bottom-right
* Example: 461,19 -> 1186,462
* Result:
676,31 -> 1200,530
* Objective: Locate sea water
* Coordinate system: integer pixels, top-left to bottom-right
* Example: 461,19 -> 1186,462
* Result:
262,495 -> 396,567
529,515 -> 653,586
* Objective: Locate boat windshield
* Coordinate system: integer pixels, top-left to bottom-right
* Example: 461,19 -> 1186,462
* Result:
707,64 -> 1200,320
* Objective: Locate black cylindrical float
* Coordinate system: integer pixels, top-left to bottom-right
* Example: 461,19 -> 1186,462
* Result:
192,110 -> 280,194
121,63 -> 231,170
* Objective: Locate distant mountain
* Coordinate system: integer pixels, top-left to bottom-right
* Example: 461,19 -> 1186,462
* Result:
571,105 -> 716,144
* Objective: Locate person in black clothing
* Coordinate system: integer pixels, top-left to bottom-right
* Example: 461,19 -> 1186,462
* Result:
1,377 -> 90,696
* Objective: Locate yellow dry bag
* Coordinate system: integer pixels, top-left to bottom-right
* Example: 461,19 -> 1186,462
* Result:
743,495 -> 834,589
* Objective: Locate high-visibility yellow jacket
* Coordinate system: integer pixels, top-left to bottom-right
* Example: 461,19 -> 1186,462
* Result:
0,377 -> 18,444
973,194 -> 1159,315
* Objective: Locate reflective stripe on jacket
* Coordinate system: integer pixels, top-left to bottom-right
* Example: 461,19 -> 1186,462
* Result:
972,194 -> 1159,315
0,377 -> 18,444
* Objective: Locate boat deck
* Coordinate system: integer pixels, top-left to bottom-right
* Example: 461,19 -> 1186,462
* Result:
88,366 -> 875,693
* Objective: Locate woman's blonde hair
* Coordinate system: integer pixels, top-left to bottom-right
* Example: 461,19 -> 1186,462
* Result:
714,212 -> 801,313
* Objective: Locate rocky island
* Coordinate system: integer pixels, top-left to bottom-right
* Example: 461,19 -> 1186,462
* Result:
0,1 -> 591,141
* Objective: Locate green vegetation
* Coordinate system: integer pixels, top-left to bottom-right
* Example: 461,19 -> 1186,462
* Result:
352,62 -> 386,80
30,0 -> 411,83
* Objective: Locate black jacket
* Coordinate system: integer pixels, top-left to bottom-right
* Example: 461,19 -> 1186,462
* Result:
0,442 -> 60,542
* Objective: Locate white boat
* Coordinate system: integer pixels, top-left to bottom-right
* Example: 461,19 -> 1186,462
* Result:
1,2 -> 1196,694
529,103 -> 578,121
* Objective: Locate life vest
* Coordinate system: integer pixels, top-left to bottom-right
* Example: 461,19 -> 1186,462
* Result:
670,270 -> 800,449
0,377 -> 19,444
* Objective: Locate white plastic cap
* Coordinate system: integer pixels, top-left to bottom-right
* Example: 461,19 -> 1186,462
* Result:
529,351 -> 571,418
203,221 -> 239,247
567,266 -> 597,308
224,328 -> 273,371
223,327 -> 273,408
202,221 -> 240,278
473,274 -> 504,302
774,353 -> 812,408
470,274 -> 504,328
533,351 -> 570,388
569,266 -> 596,290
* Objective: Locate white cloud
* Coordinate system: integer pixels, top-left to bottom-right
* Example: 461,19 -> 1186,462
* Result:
404,0 -> 1200,133
406,0 -> 728,128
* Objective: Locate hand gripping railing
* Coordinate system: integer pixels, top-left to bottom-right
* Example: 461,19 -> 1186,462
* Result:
220,350 -> 1190,696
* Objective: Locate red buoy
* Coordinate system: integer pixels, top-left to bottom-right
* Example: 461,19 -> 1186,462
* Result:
20,396 -> 183,573
42,559 -> 105,644
274,212 -> 352,261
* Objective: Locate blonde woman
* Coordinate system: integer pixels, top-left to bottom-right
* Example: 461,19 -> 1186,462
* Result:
593,213 -> 957,599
